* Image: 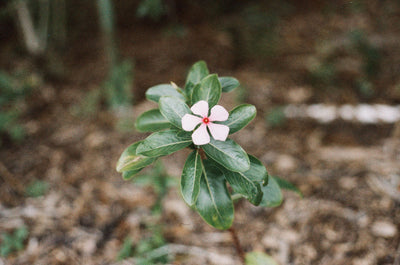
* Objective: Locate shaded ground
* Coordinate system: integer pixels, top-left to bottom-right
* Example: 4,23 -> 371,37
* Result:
1,1 -> 400,264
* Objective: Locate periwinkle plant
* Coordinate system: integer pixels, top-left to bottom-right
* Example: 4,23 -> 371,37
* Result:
116,61 -> 291,230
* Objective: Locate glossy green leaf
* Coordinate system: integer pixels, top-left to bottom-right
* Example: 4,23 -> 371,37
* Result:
247,155 -> 269,185
221,167 -> 262,206
136,130 -> 192,157
116,141 -> 156,172
202,138 -> 250,172
219,77 -> 239,92
195,160 -> 234,230
159,96 -> 191,129
122,168 -> 144,180
184,81 -> 195,102
191,74 -> 221,107
181,150 -> 202,206
222,104 -> 256,134
274,176 -> 303,197
145,84 -> 186,103
221,154 -> 268,205
185,60 -> 209,86
245,252 -> 279,265
135,109 -> 171,132
259,177 -> 283,208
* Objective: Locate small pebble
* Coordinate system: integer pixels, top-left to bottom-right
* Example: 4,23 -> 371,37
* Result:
275,154 -> 297,172
371,220 -> 397,238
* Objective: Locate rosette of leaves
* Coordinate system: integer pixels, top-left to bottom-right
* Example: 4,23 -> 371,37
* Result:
116,61 -> 298,230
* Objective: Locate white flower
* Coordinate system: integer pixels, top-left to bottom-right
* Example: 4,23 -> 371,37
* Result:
182,100 -> 230,145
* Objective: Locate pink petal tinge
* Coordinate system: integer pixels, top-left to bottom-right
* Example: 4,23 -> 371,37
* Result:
208,123 -> 229,141
209,105 -> 229,121
191,100 -> 209,118
182,114 -> 202,131
192,123 -> 210,145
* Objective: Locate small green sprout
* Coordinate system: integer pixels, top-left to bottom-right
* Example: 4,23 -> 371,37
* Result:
0,226 -> 29,257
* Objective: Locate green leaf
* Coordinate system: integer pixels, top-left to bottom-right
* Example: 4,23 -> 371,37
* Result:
247,155 -> 269,184
145,84 -> 186,103
181,150 -> 202,206
221,167 -> 262,206
184,81 -> 196,103
116,141 -> 156,172
25,180 -> 49,197
159,96 -> 191,129
122,168 -> 144,180
219,77 -> 239,92
203,138 -> 250,172
117,236 -> 134,261
222,104 -> 256,134
195,160 -> 234,230
274,176 -> 303,197
14,226 -> 28,241
185,60 -> 209,86
259,177 -> 283,208
245,252 -> 279,265
136,130 -> 192,157
135,109 -> 171,132
191,74 -> 221,107
220,155 -> 268,205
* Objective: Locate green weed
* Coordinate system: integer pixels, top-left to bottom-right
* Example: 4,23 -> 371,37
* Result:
0,226 -> 29,257
25,180 -> 49,197
0,70 -> 39,145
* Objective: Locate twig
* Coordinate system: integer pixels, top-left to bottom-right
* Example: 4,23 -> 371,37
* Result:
228,227 -> 245,264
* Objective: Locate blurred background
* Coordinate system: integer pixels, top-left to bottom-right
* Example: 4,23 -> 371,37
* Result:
0,0 -> 399,264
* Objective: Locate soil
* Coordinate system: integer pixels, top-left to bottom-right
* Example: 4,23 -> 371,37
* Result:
1,1 -> 400,264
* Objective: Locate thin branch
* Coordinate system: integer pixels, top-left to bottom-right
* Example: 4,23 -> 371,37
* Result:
228,227 -> 245,264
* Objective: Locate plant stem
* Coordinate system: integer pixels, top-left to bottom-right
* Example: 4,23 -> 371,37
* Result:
228,226 -> 245,264
15,0 -> 43,55
198,148 -> 207,160
97,0 -> 118,67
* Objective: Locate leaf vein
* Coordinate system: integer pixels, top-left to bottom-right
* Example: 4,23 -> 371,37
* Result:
202,163 -> 223,220
146,139 -> 191,152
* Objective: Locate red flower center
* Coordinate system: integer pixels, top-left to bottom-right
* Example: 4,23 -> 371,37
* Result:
202,117 -> 210,124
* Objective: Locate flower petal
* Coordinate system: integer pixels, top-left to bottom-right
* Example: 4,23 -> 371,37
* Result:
192,123 -> 210,145
182,114 -> 202,131
208,123 -> 229,141
209,105 -> 229,121
191,100 -> 209,118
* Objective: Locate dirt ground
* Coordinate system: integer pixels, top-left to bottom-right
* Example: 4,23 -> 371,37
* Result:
1,1 -> 400,264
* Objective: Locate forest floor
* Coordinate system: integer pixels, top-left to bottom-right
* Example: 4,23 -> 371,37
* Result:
1,1 -> 400,264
